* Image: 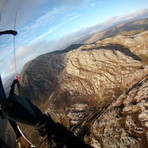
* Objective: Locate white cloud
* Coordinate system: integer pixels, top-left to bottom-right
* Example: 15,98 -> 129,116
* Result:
0,0 -> 93,30
22,7 -> 60,31
48,0 -> 87,9
129,8 -> 148,19
31,14 -> 81,43
0,0 -> 49,29
16,7 -> 62,44
105,8 -> 148,25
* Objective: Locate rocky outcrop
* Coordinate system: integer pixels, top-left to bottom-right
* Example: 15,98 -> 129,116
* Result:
19,31 -> 148,147
87,75 -> 148,148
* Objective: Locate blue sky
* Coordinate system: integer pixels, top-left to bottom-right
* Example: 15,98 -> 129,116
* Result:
0,0 -> 148,80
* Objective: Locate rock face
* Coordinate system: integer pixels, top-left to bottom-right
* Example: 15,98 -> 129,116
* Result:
89,75 -> 148,148
19,31 -> 148,147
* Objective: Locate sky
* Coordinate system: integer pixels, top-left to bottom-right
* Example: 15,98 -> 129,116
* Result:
0,0 -> 148,81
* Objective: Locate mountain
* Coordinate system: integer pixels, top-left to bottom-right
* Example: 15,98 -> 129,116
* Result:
50,44 -> 83,54
18,30 -> 148,148
85,18 -> 148,44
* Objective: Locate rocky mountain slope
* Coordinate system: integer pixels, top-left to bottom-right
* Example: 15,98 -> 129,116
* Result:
18,30 -> 148,148
85,18 -> 148,44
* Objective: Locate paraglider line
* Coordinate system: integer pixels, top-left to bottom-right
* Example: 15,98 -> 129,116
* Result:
13,37 -> 17,75
13,0 -> 19,76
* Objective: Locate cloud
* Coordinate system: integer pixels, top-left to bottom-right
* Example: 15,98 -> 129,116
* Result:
48,0 -> 87,9
14,6 -> 81,45
30,14 -> 81,43
128,8 -> 148,19
105,8 -> 148,25
0,0 -> 93,30
15,41 -> 47,59
0,0 -> 49,29
16,7 -> 62,44
22,7 -> 60,31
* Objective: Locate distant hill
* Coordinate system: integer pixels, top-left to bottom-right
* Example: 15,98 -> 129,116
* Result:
85,18 -> 148,43
50,44 -> 82,54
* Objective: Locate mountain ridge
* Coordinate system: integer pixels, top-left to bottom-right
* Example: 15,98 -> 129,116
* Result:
18,30 -> 148,147
85,18 -> 148,44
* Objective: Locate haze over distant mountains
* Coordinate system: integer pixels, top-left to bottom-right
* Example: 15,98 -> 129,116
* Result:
85,18 -> 148,43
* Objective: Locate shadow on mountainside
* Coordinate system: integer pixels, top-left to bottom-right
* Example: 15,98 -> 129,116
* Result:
81,43 -> 142,61
50,44 -> 83,54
